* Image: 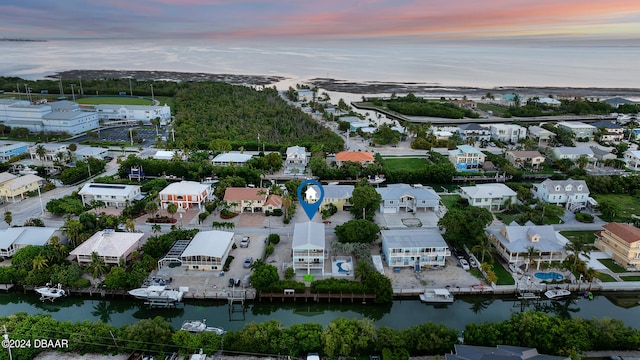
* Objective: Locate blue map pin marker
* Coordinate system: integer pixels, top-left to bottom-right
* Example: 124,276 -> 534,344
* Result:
296,180 -> 324,221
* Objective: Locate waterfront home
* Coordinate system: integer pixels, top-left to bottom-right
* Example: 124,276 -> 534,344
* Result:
335,151 -> 374,166
178,230 -> 234,271
381,229 -> 450,268
527,126 -> 556,147
223,187 -> 269,213
0,227 -> 62,258
624,150 -> 640,170
0,173 -> 43,203
0,142 -> 29,162
459,183 -> 517,212
376,184 -> 440,214
489,124 -> 527,144
457,123 -> 490,143
534,97 -> 562,106
448,145 -> 485,171
292,222 -> 325,275
590,120 -> 624,142
557,121 -> 596,139
446,344 -> 570,360
212,152 -> 253,166
69,229 -> 146,265
551,146 -> 594,161
285,146 -> 307,175
532,178 -> 590,211
504,150 -> 545,170
28,143 -> 68,162
296,89 -> 314,102
74,146 -> 109,161
78,183 -> 143,208
159,181 -> 212,211
595,222 -> 640,270
486,222 -> 569,271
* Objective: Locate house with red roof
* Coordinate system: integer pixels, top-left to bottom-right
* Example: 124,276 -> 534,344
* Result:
223,187 -> 271,213
595,222 -> 640,270
335,151 -> 374,166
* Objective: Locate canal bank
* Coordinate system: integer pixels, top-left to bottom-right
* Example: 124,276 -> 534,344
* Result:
4,289 -> 640,332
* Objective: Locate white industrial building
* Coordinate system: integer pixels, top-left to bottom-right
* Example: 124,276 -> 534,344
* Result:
0,99 -> 99,135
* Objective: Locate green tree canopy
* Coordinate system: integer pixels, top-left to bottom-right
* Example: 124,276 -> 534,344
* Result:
334,219 -> 380,244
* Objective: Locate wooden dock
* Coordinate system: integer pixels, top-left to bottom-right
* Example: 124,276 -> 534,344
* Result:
259,288 -> 376,303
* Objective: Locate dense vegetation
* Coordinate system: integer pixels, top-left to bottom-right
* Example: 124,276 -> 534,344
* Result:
4,311 -> 639,359
171,82 -> 344,151
371,93 -> 480,119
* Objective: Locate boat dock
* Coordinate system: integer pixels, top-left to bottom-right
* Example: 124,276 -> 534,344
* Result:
259,288 -> 376,303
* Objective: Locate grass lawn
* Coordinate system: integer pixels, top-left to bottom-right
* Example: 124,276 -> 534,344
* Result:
77,96 -> 153,105
491,260 -> 515,285
559,231 -> 597,243
598,258 -> 628,273
476,103 -> 509,117
495,213 -> 517,225
440,194 -> 461,210
591,193 -> 640,221
597,273 -> 617,282
382,157 -> 429,172
620,276 -> 640,281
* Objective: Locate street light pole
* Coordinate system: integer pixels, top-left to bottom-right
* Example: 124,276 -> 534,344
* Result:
150,84 -> 154,103
129,77 -> 133,96
70,84 -> 76,101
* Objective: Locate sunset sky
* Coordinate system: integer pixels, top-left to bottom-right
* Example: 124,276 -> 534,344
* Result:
2,0 -> 639,42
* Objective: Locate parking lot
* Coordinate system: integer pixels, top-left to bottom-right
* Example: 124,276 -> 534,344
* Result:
73,125 -> 160,147
154,232 -> 267,300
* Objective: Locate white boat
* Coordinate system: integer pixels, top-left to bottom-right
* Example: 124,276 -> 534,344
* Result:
419,288 -> 454,303
181,319 -> 226,335
128,285 -> 187,305
35,283 -> 66,302
544,289 -> 571,299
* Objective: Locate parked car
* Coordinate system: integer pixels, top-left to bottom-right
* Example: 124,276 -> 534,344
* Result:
459,258 -> 470,270
243,257 -> 253,268
228,278 -> 235,287
469,257 -> 478,268
240,237 -> 250,248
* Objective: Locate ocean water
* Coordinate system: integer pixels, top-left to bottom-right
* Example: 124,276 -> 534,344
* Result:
1,38 -> 639,89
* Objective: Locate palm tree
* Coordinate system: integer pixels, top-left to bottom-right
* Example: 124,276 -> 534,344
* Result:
166,203 -> 178,220
32,254 -> 48,270
565,236 -> 592,269
524,246 -> 539,271
576,155 -> 590,170
87,251 -> 108,280
151,224 -> 161,235
145,201 -> 159,218
125,218 -> 136,232
471,235 -> 496,263
63,219 -> 83,248
4,211 -> 11,227
35,144 -> 47,162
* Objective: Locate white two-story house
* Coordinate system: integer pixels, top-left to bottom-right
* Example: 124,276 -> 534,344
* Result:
490,124 -> 527,144
292,222 -> 325,275
460,183 -> 517,212
381,229 -> 450,269
285,146 -> 308,175
532,178 -> 590,211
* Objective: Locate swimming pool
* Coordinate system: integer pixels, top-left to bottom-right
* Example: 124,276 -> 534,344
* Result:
534,272 -> 564,281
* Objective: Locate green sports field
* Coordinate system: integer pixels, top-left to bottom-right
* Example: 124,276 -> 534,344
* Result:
76,96 -> 153,105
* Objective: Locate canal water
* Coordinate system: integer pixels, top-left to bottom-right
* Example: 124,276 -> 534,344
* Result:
2,291 -> 640,331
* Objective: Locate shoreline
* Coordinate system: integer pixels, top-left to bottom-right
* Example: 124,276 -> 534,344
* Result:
46,69 -> 640,99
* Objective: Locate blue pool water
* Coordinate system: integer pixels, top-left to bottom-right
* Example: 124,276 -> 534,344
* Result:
534,272 -> 564,281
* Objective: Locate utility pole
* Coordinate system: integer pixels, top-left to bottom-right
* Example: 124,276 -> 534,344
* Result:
70,84 -> 76,101
58,76 -> 64,97
150,84 -> 154,103
16,83 -> 20,100
171,128 -> 175,142
129,77 -> 133,96
78,75 -> 84,95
